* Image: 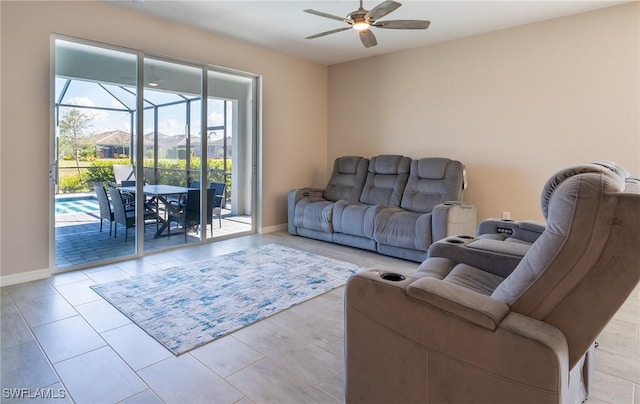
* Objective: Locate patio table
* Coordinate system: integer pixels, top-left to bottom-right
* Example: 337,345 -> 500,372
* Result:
119,184 -> 193,238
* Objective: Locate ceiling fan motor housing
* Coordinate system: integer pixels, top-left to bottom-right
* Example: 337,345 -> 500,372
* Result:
348,9 -> 369,25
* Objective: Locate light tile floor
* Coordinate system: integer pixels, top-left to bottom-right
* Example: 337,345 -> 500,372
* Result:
1,231 -> 639,403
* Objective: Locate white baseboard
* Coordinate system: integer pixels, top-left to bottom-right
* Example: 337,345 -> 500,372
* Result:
0,268 -> 51,287
259,223 -> 288,234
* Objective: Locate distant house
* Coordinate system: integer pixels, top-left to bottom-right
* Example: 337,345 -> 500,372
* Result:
144,132 -> 182,159
209,135 -> 232,158
91,130 -> 230,160
93,130 -> 132,158
92,130 -> 182,159
177,133 -> 232,158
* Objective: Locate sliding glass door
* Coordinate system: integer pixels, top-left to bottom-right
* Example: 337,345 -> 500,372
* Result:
140,57 -> 204,250
54,39 -> 140,269
207,70 -> 256,237
52,37 -> 257,271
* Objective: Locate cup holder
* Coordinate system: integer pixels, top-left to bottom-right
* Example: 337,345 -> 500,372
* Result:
446,239 -> 465,244
456,235 -> 475,239
380,273 -> 406,282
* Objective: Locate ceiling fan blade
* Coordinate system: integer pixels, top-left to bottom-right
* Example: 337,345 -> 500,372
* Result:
306,27 -> 351,40
359,29 -> 377,48
372,19 -> 431,29
304,9 -> 349,23
365,0 -> 401,21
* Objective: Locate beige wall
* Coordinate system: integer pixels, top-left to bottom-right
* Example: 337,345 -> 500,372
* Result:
328,3 -> 640,222
0,1 -> 328,280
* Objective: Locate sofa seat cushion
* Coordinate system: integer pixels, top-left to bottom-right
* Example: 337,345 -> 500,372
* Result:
417,257 -> 505,296
333,200 -> 383,238
294,198 -> 335,233
373,207 -> 433,251
445,264 -> 505,296
477,234 -> 536,245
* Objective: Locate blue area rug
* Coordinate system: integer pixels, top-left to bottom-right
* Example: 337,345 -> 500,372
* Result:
91,244 -> 360,355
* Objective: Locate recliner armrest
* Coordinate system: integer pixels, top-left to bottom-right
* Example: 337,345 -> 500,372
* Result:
290,187 -> 324,201
406,277 -> 509,330
477,218 -> 545,244
346,270 -> 570,403
287,187 -> 325,234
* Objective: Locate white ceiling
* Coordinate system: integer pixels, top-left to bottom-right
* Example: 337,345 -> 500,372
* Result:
109,0 -> 631,65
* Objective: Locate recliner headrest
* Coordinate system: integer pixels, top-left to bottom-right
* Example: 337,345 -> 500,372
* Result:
336,156 -> 365,174
369,155 -> 411,175
417,158 -> 451,179
540,161 -> 628,219
592,160 -> 630,178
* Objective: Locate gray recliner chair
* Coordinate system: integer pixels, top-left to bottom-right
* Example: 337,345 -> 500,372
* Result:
288,156 -> 369,242
332,155 -> 412,251
374,158 -> 473,262
344,162 -> 640,403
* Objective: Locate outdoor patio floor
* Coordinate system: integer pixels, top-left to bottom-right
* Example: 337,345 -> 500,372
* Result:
55,209 -> 252,270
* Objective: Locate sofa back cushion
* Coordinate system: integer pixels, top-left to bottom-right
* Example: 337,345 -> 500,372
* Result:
360,155 -> 411,206
400,158 -> 465,213
323,156 -> 369,202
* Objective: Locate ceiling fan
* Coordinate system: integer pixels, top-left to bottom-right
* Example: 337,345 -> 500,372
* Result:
304,0 -> 430,48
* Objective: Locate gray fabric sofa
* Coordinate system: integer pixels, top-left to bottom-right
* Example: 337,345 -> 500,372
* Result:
344,162 -> 640,403
288,155 -> 476,262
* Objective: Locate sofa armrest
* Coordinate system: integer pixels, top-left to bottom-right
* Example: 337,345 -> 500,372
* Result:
406,277 -> 509,329
477,218 -> 545,244
287,187 -> 325,234
431,202 -> 477,241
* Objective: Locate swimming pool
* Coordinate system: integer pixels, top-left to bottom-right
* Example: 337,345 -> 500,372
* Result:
55,196 -> 100,215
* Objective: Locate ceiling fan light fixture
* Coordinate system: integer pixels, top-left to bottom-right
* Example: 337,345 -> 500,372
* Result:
304,1 -> 430,48
352,21 -> 370,31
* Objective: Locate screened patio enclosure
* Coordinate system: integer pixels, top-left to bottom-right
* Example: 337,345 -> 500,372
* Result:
53,38 -> 257,270
55,73 -> 232,194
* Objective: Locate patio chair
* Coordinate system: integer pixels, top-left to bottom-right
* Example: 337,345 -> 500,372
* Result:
121,179 -> 164,216
94,184 -> 113,236
119,180 -> 136,208
167,189 -> 201,242
209,182 -> 226,230
107,187 -> 157,242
